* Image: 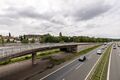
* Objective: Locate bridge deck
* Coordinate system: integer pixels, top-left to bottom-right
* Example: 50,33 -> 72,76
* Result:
0,43 -> 94,62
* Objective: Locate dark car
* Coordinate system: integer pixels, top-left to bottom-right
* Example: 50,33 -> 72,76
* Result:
78,56 -> 86,62
113,47 -> 116,49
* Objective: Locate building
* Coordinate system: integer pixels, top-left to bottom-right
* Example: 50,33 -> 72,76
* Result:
2,36 -> 15,42
24,34 -> 42,43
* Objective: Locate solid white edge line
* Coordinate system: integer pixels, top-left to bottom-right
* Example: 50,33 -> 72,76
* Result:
84,53 -> 103,80
107,46 -> 112,80
40,46 -> 101,80
84,47 -> 107,80
39,57 -> 78,80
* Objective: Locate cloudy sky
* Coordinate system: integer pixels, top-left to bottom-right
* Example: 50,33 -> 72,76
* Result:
0,0 -> 120,38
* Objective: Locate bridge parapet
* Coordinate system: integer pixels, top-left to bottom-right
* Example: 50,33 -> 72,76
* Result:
0,43 -> 96,65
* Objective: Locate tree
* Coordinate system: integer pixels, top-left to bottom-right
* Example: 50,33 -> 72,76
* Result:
19,36 -> 23,41
9,32 -> 11,37
39,33 -> 111,43
1,37 -> 5,46
6,39 -> 10,43
30,38 -> 35,43
59,32 -> 62,37
20,35 -> 29,44
21,38 -> 29,43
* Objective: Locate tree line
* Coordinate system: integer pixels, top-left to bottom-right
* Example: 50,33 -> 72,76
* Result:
39,33 -> 111,43
0,32 -> 113,44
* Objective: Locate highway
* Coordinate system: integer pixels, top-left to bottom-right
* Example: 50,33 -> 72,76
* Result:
28,45 -> 107,80
109,45 -> 120,80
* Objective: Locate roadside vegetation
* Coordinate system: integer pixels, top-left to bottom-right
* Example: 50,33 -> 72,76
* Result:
90,45 -> 112,80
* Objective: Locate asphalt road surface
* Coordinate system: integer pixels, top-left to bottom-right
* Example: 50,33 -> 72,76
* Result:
28,45 -> 107,80
109,46 -> 120,80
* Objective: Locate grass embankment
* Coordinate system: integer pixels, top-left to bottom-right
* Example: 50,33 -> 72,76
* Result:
90,45 -> 112,80
47,45 -> 101,67
0,49 -> 60,65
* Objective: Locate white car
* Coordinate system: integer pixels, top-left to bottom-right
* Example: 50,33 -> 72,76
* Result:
97,50 -> 102,55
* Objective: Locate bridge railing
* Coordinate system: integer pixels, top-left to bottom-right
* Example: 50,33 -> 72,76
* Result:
0,43 -> 89,59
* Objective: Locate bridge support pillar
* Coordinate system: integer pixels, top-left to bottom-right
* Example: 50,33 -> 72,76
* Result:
32,52 -> 37,65
60,46 -> 78,53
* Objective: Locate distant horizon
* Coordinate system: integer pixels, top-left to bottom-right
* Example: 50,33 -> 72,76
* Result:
0,32 -> 119,39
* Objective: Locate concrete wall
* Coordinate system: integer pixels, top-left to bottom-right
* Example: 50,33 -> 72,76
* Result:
77,44 -> 98,52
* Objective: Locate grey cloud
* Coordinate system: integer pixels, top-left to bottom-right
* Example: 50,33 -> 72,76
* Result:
84,24 -> 97,29
1,6 -> 54,20
0,18 -> 15,26
75,30 -> 83,33
50,19 -> 65,25
73,3 -> 111,21
4,6 -> 67,26
18,8 -> 52,20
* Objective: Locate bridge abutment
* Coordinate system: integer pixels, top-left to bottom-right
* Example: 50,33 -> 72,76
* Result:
60,45 -> 78,53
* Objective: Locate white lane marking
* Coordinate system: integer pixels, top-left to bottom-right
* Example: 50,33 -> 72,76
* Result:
107,46 -> 113,80
84,48 -> 106,80
58,63 -> 80,79
75,63 -> 84,70
75,63 -> 81,68
40,46 -> 101,80
39,57 -> 79,80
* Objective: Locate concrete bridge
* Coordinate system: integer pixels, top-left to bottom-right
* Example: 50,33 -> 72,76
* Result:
0,43 -> 97,65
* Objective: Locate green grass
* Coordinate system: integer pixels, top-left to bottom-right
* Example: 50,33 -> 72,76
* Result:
90,45 -> 112,80
76,45 -> 100,56
47,45 -> 101,66
0,49 -> 60,65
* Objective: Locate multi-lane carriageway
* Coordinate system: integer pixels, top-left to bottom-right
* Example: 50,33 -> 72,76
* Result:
19,43 -> 120,80
27,44 -> 110,80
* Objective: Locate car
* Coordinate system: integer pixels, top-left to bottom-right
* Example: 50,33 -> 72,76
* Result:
78,56 -> 86,62
113,47 -> 116,49
103,42 -> 107,45
97,50 -> 102,55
